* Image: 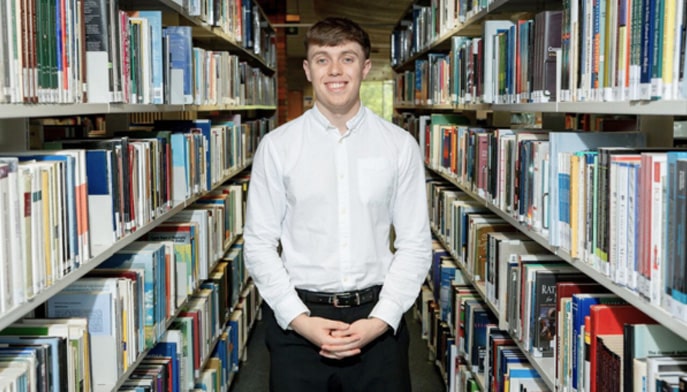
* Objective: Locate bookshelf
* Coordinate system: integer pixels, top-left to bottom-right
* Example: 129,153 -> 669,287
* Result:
0,0 -> 275,390
394,0 -> 687,390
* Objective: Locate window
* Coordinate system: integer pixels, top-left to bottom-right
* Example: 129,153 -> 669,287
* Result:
360,81 -> 394,121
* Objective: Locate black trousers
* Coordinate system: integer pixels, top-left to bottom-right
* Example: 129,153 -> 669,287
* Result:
264,302 -> 411,392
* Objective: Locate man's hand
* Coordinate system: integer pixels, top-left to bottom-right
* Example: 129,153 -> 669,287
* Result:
289,314 -> 361,354
321,317 -> 390,360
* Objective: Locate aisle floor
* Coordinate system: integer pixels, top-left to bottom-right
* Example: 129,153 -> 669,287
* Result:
229,303 -> 446,391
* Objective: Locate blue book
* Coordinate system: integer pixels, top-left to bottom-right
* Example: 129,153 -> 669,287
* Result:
155,120 -> 211,194
146,223 -> 198,302
571,293 -> 624,390
170,318 -> 195,390
170,133 -> 190,202
193,119 -> 214,190
224,246 -> 243,308
0,346 -> 47,391
100,242 -> 166,347
507,25 -> 516,101
431,249 -> 449,302
228,316 -> 241,372
497,348 -> 527,391
469,308 -> 497,372
136,11 -> 164,104
0,335 -> 65,392
163,26 -> 193,104
462,299 -> 482,353
149,341 -> 179,392
241,0 -> 253,49
547,132 -> 646,248
85,149 -> 117,246
666,152 -> 687,311
212,335 -> 229,386
439,259 -> 457,323
640,0 -> 657,88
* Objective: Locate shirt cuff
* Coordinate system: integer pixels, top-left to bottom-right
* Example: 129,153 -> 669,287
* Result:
368,297 -> 404,334
273,291 -> 311,330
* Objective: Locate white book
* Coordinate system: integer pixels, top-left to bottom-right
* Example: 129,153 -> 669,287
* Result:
19,162 -> 45,294
0,163 -> 11,313
626,161 -> 641,291
482,20 -> 515,103
169,209 -> 211,280
649,154 -> 668,306
0,364 -> 29,392
491,233 -> 546,331
672,0 -> 685,99
645,356 -> 687,392
0,158 -> 24,306
46,278 -> 123,390
160,329 -> 185,391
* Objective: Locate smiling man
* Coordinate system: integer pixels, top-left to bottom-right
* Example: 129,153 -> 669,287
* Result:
243,17 -> 431,391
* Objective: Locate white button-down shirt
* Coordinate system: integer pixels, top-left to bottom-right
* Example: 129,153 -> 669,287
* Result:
243,104 -> 431,331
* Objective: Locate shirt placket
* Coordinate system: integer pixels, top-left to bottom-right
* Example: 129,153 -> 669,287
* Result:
335,132 -> 353,290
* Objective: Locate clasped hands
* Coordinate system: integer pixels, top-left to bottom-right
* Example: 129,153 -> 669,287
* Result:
289,314 -> 389,360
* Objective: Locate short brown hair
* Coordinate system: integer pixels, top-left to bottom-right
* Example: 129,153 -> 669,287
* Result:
304,17 -> 371,59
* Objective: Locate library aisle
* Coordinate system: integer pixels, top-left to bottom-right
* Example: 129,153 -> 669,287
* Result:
230,303 -> 445,391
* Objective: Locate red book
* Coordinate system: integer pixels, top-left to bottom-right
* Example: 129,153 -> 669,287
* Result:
476,133 -> 489,194
588,304 -> 654,392
555,282 -> 606,381
179,311 -> 202,374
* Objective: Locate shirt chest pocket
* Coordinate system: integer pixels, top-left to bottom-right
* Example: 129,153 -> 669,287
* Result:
357,158 -> 394,205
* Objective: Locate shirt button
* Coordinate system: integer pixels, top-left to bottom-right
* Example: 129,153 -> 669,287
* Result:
339,173 -> 344,180
340,208 -> 346,215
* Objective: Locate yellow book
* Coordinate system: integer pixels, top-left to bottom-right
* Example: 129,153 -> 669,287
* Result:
40,166 -> 52,286
662,0 -> 677,97
570,154 -> 581,258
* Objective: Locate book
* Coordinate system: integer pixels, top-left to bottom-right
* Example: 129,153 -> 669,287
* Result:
555,281 -> 605,386
532,11 -> 563,102
0,334 -> 68,392
586,304 -> 654,392
547,131 -> 646,249
571,292 -> 625,391
14,318 -> 92,392
44,277 -> 124,390
529,268 -> 586,358
483,20 -> 516,103
83,0 -> 112,103
624,323 -> 687,392
99,241 -> 167,348
163,26 -> 193,104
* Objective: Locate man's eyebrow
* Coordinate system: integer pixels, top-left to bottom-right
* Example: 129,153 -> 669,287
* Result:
309,49 -> 361,58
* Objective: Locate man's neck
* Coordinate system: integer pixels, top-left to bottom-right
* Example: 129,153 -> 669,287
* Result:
316,101 -> 361,135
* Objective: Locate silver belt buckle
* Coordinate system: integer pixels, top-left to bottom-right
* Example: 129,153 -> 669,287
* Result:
332,292 -> 360,308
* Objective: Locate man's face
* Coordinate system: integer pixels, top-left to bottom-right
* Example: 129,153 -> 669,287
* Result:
303,41 -> 371,117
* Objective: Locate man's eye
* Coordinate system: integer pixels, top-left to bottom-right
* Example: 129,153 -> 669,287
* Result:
316,58 -> 327,64
343,57 -> 354,63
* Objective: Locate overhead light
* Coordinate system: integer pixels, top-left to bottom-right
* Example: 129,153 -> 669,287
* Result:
285,14 -> 301,22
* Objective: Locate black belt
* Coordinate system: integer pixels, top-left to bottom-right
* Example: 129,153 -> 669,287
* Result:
296,285 -> 381,308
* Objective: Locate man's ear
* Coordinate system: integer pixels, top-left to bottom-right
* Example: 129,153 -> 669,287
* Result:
303,60 -> 312,82
362,59 -> 372,79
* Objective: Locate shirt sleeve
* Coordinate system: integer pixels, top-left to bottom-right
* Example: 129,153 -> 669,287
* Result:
243,135 -> 310,329
369,133 -> 432,332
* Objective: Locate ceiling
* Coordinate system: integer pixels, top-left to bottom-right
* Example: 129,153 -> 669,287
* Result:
280,0 -> 414,81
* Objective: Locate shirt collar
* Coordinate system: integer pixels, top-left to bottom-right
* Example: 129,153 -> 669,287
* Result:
310,103 -> 367,134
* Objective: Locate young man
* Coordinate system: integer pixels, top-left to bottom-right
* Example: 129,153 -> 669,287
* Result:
243,17 -> 431,391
